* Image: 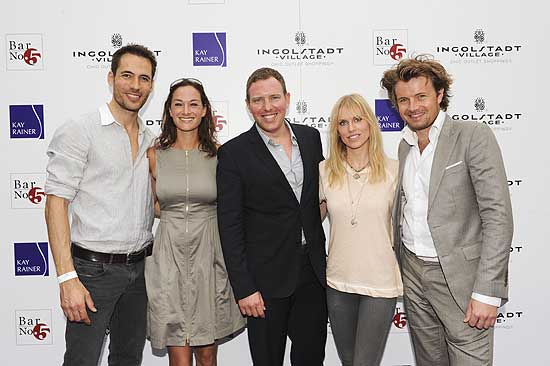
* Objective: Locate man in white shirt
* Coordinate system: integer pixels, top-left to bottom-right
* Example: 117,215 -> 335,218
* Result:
381,55 -> 513,365
45,44 -> 156,366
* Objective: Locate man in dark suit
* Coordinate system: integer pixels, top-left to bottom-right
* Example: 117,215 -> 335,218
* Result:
217,67 -> 327,366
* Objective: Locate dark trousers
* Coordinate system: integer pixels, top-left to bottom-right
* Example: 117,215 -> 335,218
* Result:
327,287 -> 396,366
63,257 -> 147,366
247,252 -> 328,366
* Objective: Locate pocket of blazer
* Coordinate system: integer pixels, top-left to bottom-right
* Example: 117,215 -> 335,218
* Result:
445,160 -> 464,170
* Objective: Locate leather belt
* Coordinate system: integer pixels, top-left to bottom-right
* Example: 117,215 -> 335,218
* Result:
71,243 -> 153,264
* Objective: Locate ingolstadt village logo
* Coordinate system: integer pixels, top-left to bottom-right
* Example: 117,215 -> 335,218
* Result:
436,28 -> 522,63
111,33 -> 123,48
257,31 -> 344,67
495,309 -> 524,330
289,98 -> 330,130
474,29 -> 485,44
296,100 -> 307,114
72,34 -> 161,69
295,31 -> 306,46
451,96 -> 521,132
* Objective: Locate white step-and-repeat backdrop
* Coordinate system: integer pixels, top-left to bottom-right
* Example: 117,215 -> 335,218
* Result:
1,0 -> 547,364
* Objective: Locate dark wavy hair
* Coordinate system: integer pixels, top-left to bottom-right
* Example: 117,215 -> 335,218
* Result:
380,54 -> 453,111
155,79 -> 218,157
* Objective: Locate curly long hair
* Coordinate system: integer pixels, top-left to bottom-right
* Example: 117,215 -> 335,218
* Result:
155,79 -> 218,156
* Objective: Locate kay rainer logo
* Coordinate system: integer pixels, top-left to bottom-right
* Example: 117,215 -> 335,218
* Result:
193,32 -> 227,67
375,99 -> 405,132
14,242 -> 49,277
10,105 -> 44,139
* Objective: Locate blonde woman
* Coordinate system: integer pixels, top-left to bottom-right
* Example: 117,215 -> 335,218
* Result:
320,94 -> 402,366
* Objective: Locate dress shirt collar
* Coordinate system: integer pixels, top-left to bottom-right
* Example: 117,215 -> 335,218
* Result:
256,120 -> 298,147
99,103 -> 146,135
402,109 -> 446,147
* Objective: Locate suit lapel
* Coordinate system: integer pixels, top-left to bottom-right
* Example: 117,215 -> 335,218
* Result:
247,125 -> 298,203
293,125 -> 311,205
428,116 -> 459,213
393,139 -> 410,242
398,139 -> 410,183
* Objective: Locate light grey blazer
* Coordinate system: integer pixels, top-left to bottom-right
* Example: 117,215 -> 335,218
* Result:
392,116 -> 513,312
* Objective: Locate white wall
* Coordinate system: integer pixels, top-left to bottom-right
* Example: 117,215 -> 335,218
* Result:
1,0 -> 547,364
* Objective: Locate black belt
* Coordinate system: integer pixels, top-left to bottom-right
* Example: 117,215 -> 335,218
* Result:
71,243 -> 153,264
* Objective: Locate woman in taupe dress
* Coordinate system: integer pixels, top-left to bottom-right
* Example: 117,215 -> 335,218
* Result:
145,78 -> 244,366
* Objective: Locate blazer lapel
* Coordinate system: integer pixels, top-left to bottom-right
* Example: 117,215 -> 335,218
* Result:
398,139 -> 410,183
428,116 -> 459,213
292,125 -> 311,205
393,139 -> 410,240
247,125 -> 298,203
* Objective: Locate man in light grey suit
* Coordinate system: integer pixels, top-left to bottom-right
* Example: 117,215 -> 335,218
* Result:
381,55 -> 513,366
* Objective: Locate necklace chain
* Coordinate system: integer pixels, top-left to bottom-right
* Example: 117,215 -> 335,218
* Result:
347,160 -> 369,173
347,159 -> 369,180
346,171 -> 368,228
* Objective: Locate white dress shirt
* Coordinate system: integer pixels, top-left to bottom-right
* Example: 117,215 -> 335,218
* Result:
401,110 -> 500,307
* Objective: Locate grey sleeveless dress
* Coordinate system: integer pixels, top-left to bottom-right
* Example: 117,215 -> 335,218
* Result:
145,148 -> 245,348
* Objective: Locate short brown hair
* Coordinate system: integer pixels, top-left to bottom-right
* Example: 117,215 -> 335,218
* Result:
380,54 -> 452,111
111,44 -> 157,78
245,67 -> 287,101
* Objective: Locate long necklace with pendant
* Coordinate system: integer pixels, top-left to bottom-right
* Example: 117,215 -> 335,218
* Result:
346,170 -> 368,228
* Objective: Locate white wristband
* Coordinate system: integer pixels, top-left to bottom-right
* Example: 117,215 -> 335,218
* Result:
58,271 -> 78,284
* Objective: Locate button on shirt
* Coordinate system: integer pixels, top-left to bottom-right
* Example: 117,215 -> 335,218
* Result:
45,104 -> 155,254
256,122 -> 306,244
401,110 -> 500,306
401,110 -> 445,258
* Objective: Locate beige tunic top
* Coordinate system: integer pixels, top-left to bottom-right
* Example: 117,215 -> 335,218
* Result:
320,158 -> 403,298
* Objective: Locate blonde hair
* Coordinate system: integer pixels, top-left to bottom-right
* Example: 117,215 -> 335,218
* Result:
325,94 -> 387,187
